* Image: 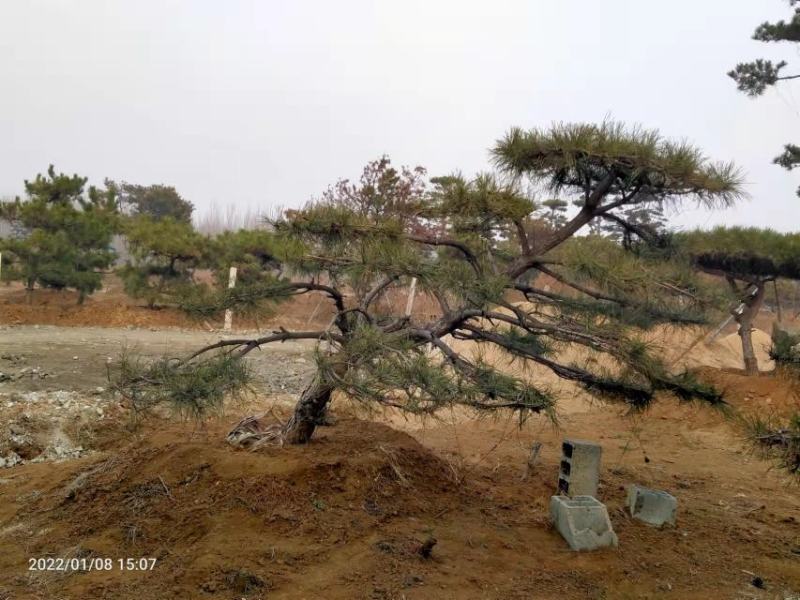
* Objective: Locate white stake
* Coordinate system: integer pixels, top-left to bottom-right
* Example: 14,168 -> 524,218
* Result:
223,266 -> 238,331
404,277 -> 417,317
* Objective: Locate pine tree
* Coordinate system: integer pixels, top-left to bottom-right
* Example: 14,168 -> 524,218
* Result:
118,215 -> 206,308
0,166 -> 119,303
600,201 -> 669,250
537,199 -> 569,229
113,122 -> 742,445
112,181 -> 194,223
744,319 -> 800,475
209,229 -> 281,286
728,0 -> 800,195
676,227 -> 800,374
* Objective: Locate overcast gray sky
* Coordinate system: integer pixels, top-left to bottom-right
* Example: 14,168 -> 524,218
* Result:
1,1 -> 798,231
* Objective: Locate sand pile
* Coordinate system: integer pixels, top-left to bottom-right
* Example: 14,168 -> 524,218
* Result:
653,326 -> 774,372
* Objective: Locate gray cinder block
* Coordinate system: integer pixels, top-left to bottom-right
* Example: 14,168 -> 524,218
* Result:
550,495 -> 618,551
558,439 -> 601,497
627,485 -> 677,527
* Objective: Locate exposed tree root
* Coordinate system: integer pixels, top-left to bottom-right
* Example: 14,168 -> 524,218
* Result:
226,415 -> 287,448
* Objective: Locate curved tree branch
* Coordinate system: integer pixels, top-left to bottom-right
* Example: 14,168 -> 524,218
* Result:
186,329 -> 343,361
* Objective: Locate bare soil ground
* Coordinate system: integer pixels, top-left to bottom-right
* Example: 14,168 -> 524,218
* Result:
0,325 -> 316,395
0,275 -> 442,332
4,273 -> 795,335
1,375 -> 799,599
1,281 -> 800,599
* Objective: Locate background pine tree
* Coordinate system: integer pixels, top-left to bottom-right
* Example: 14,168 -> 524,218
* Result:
729,0 -> 800,195
111,181 -> 194,223
675,226 -> 800,374
118,215 -> 206,309
0,165 -> 119,303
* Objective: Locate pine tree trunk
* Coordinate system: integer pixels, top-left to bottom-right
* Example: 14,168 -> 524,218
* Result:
282,374 -> 335,444
734,281 -> 766,375
739,323 -> 758,375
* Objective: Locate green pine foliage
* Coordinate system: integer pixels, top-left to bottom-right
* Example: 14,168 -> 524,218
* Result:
492,122 -> 741,205
553,236 -> 721,327
209,229 -> 280,279
728,1 -> 800,194
676,227 -> 800,280
0,165 -> 119,303
118,215 -> 206,308
116,126 -> 743,444
742,412 -> 800,475
111,351 -> 251,419
770,327 -> 800,369
112,181 -> 194,223
729,0 -> 800,96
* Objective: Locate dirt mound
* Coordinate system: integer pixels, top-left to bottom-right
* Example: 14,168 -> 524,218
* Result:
695,367 -> 799,415
667,327 -> 775,372
0,419 -> 465,599
2,405 -> 800,599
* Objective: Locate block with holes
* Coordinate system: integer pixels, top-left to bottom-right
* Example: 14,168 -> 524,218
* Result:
558,439 -> 601,498
550,495 -> 618,551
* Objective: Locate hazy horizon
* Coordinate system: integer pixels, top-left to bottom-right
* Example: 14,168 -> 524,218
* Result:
1,1 -> 798,231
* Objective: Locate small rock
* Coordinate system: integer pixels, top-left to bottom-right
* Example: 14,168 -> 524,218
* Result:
0,452 -> 22,468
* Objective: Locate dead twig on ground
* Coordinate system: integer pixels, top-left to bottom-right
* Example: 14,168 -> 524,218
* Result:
158,476 -> 175,502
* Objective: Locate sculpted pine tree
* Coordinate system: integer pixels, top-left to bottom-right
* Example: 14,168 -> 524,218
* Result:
114,123 -> 742,445
729,0 -> 800,194
537,199 -> 569,229
677,227 -> 800,374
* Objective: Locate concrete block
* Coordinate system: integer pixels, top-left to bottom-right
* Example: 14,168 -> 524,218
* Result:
558,439 -> 601,497
627,485 -> 677,527
550,495 -> 618,551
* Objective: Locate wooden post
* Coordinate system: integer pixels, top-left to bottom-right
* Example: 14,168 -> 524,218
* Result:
405,277 -> 417,317
223,266 -> 237,331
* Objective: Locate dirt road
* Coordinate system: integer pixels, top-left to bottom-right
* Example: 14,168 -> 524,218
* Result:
0,325 -> 317,395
